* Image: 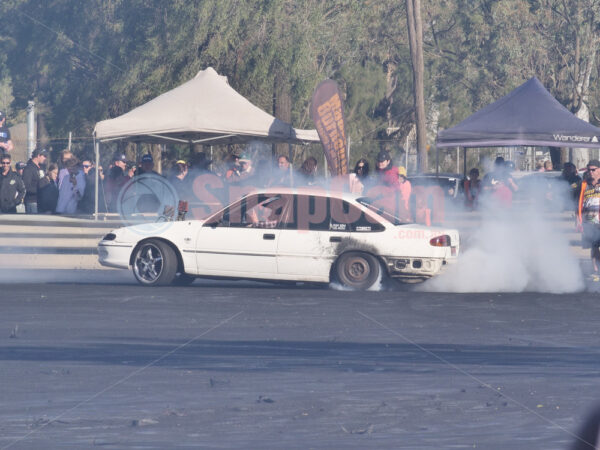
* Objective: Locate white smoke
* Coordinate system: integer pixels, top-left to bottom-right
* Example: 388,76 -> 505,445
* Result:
422,176 -> 585,293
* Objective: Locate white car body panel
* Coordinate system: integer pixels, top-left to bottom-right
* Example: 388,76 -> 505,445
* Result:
276,229 -> 338,281
98,188 -> 460,285
194,227 -> 279,276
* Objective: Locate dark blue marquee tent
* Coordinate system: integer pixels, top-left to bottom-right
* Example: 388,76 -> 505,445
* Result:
437,77 -> 600,149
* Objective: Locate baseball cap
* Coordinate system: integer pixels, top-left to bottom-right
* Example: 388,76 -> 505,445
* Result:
141,154 -> 153,163
32,148 -> 48,158
376,150 -> 391,162
588,159 -> 600,168
398,166 -> 407,177
16,161 -> 26,170
176,160 -> 187,165
113,153 -> 127,163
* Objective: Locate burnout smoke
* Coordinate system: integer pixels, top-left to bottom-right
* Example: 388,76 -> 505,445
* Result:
422,175 -> 585,293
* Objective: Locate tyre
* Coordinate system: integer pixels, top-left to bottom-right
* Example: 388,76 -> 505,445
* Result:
132,240 -> 178,286
334,251 -> 381,290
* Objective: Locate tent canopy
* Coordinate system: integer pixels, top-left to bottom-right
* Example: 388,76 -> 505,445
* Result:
437,77 -> 600,149
94,67 -> 319,145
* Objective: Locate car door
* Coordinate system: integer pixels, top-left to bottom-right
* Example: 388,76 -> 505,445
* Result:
276,195 -> 385,281
195,193 -> 290,277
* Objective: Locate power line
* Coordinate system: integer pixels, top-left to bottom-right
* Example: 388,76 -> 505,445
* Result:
15,9 -> 126,74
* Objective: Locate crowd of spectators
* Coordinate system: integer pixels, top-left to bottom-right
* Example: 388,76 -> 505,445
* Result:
0,125 -> 593,224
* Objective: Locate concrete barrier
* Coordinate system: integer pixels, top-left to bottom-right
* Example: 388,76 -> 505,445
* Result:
0,214 -> 121,270
0,209 -> 589,272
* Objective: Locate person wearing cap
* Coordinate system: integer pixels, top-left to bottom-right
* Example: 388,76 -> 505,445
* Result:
0,111 -> 14,156
15,162 -> 26,177
22,148 -> 48,213
79,159 -> 106,214
374,150 -> 400,189
371,150 -> 413,219
137,153 -> 160,176
576,159 -> 600,280
224,153 -> 242,183
168,160 -> 189,200
237,153 -> 256,185
0,153 -> 25,213
105,153 -> 131,212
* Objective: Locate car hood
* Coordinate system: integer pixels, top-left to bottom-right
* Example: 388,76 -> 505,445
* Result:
105,220 -> 205,244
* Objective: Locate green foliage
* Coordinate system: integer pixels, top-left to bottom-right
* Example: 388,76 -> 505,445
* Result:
1,0 -> 599,167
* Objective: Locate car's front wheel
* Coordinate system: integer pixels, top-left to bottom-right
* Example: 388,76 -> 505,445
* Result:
334,251 -> 381,290
132,240 -> 178,286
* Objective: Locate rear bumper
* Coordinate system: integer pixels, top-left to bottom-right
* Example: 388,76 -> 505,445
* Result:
383,256 -> 455,280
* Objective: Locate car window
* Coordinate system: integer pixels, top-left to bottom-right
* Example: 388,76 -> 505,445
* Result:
204,194 -> 290,229
409,176 -> 460,198
357,197 -> 411,226
289,195 -> 384,232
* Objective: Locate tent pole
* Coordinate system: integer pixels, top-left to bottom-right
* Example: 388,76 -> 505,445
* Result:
456,147 -> 459,173
94,138 -> 99,221
530,147 -> 534,171
435,147 -> 439,177
463,147 -> 467,176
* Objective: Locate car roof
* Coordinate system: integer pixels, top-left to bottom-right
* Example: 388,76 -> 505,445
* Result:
243,186 -> 361,202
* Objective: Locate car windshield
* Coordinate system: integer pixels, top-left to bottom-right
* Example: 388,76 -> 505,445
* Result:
356,197 -> 412,225
409,176 -> 460,198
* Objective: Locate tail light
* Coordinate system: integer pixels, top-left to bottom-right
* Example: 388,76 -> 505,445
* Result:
430,235 -> 451,247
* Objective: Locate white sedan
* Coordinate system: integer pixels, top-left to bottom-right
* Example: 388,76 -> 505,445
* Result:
98,188 -> 459,290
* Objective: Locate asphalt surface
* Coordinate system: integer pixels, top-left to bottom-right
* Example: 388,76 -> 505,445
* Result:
1,274 -> 599,449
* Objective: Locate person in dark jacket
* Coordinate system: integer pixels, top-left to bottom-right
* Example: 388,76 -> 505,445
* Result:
167,160 -> 189,201
105,153 -> 131,212
79,159 -> 106,214
22,148 -> 48,213
0,154 -> 25,213
38,163 -> 59,213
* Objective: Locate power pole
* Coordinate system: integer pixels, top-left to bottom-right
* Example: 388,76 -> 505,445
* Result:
27,101 -> 35,158
406,0 -> 427,173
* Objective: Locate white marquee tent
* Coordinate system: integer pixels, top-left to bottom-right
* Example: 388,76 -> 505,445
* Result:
94,67 -> 319,145
92,67 -> 321,216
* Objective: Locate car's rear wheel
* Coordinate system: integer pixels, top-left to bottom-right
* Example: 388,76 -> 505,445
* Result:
335,251 -> 381,290
132,240 -> 177,286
